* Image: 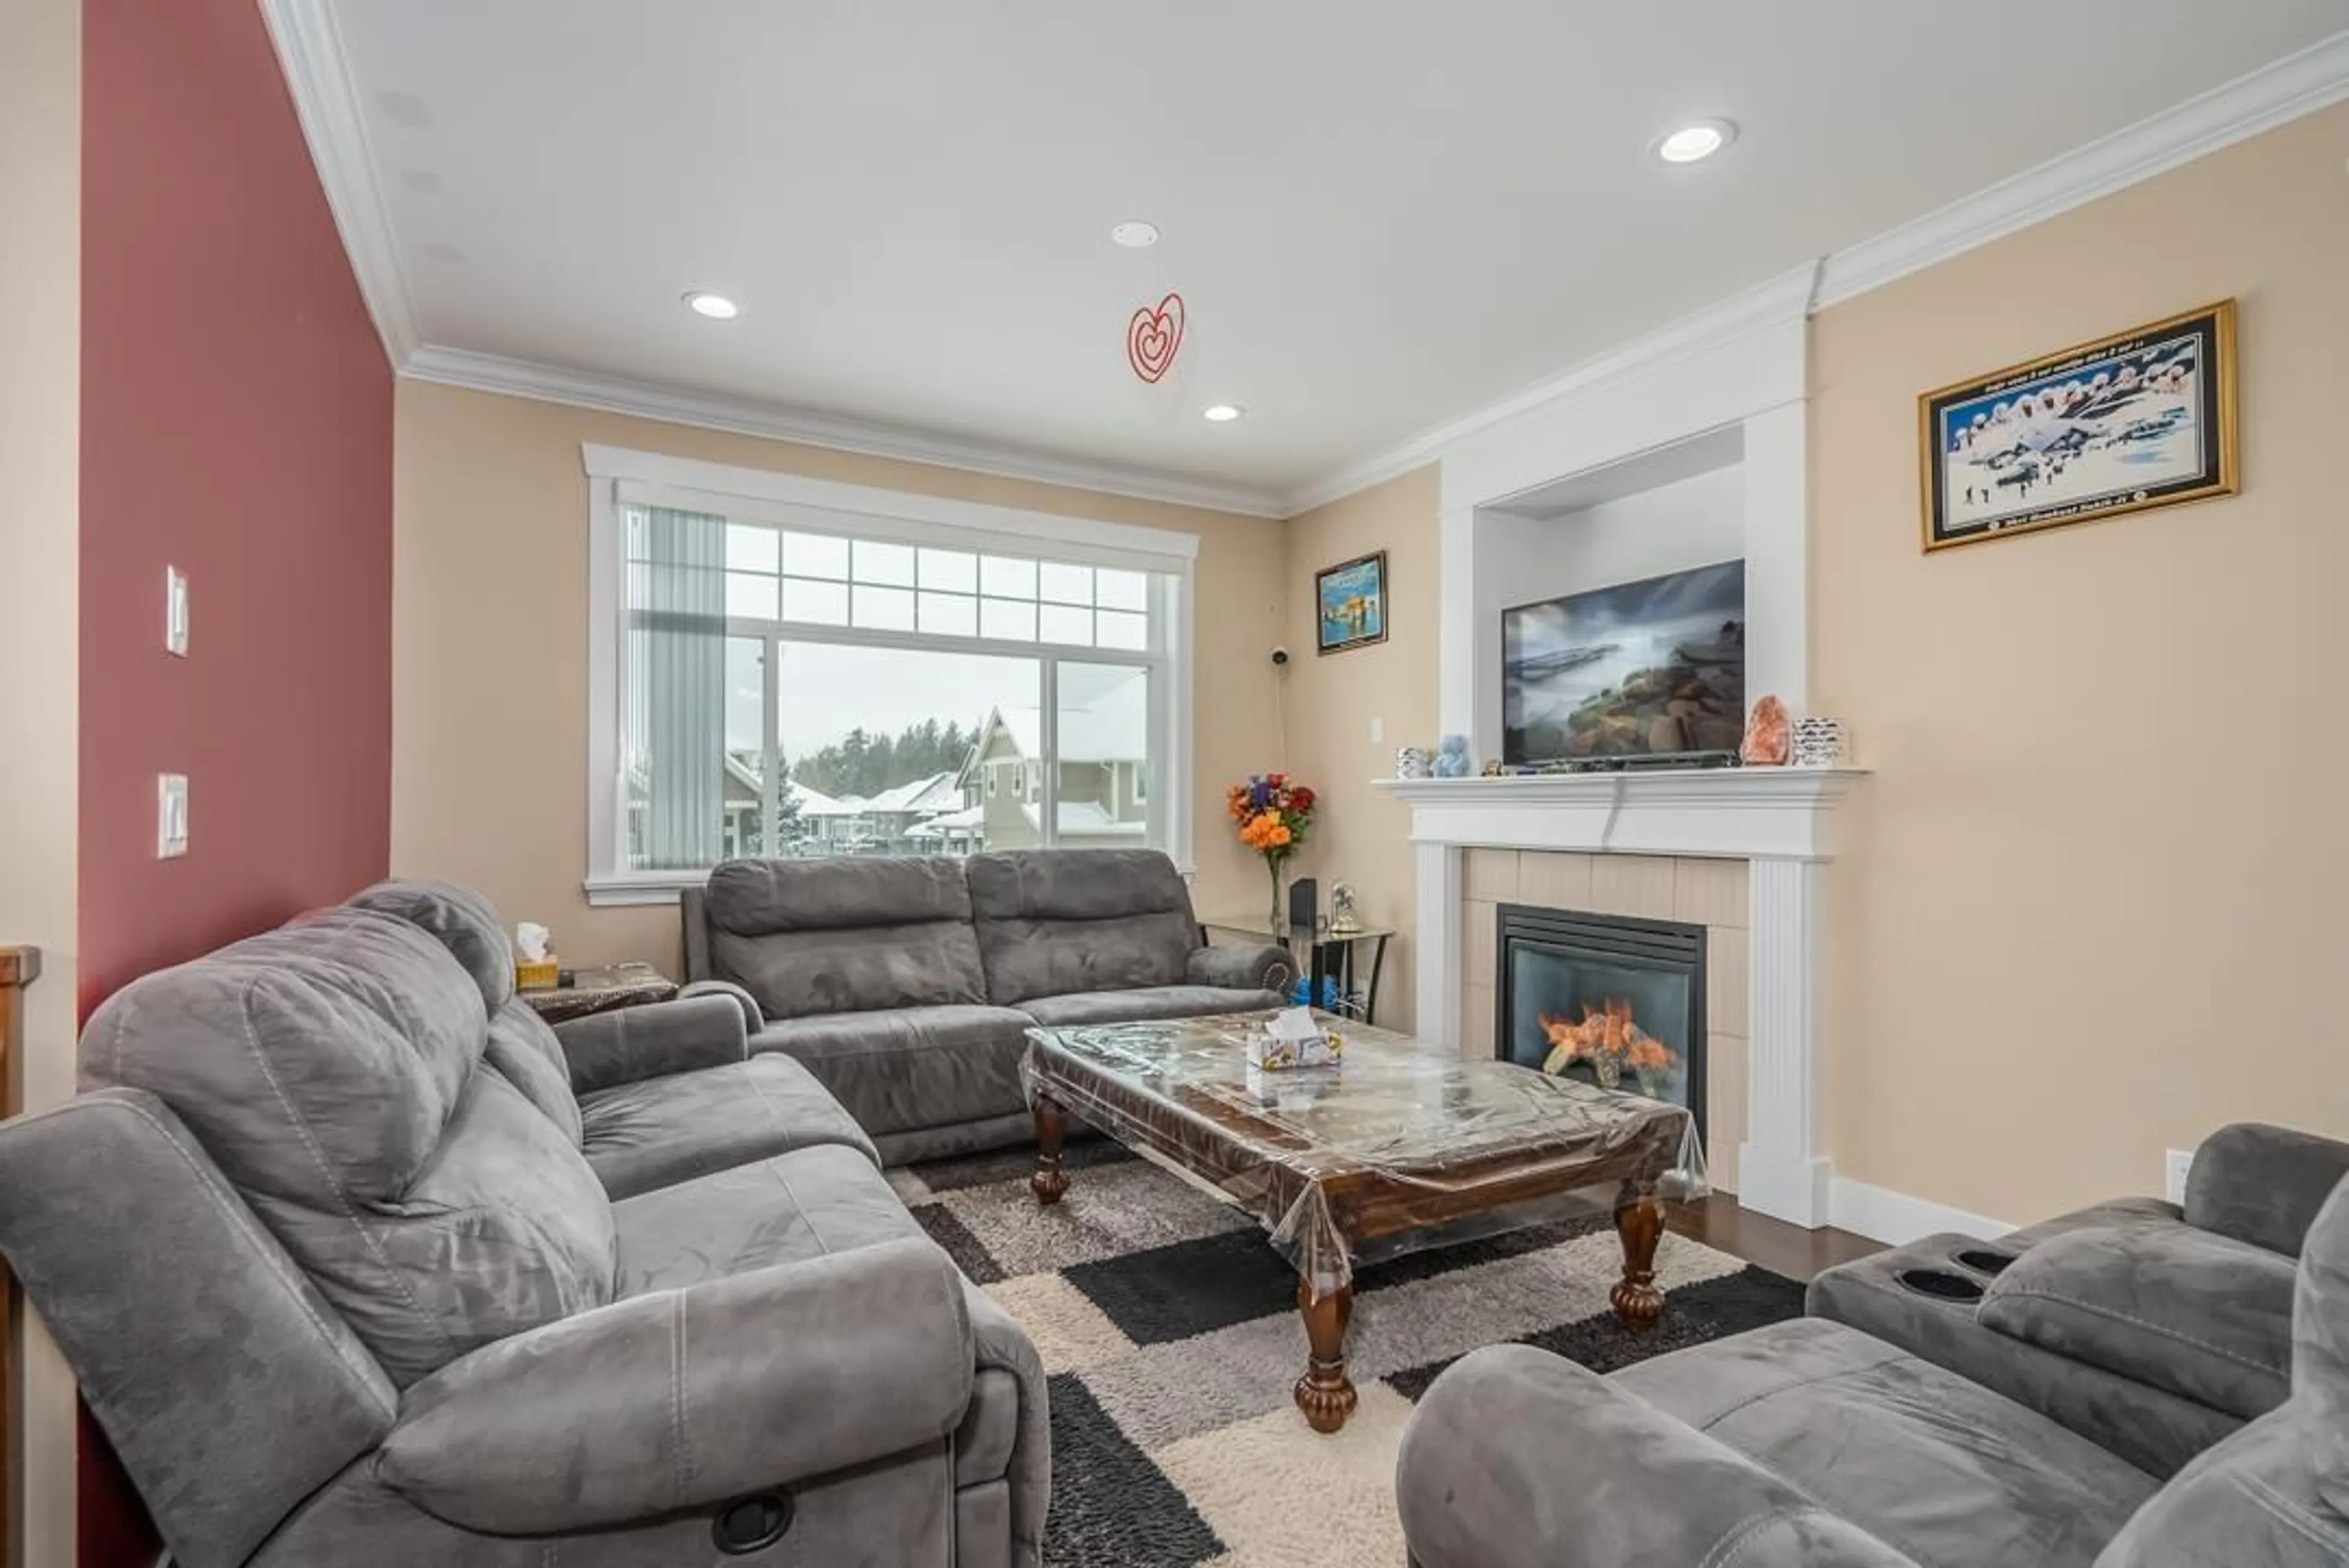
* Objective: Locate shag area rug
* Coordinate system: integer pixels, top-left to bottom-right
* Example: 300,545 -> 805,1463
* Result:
889,1139 -> 1806,1568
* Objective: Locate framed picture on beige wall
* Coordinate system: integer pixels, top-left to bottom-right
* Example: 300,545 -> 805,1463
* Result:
1919,300 -> 2238,552
1315,550 -> 1388,654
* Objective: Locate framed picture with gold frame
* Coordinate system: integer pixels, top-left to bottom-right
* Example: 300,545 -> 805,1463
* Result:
1919,300 -> 2238,553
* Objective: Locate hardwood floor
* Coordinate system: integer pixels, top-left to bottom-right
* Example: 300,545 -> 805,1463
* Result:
1663,1192 -> 1882,1284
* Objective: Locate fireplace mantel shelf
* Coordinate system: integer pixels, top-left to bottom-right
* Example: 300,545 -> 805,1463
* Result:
1374,767 -> 1866,862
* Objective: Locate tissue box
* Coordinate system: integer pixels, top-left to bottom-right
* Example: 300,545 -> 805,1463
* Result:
1247,1022 -> 1343,1070
515,958 -> 560,993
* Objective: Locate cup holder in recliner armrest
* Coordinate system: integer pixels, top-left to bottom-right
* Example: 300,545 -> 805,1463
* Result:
1896,1268 -> 1986,1304
1951,1247 -> 2016,1277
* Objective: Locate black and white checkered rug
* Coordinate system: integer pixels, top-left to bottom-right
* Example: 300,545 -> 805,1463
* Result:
888,1140 -> 1805,1568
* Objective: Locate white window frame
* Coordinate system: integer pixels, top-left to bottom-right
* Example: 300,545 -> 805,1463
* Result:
582,444 -> 1199,905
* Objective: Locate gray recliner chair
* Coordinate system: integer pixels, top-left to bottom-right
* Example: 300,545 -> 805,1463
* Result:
0,889 -> 1045,1567
1396,1172 -> 2349,1568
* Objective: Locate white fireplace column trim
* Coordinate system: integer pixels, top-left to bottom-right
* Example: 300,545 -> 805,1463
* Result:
1737,858 -> 1832,1226
1381,769 -> 1862,1230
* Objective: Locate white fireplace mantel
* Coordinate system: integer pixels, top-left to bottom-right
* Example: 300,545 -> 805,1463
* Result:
1376,767 -> 1863,862
1380,767 -> 1866,1229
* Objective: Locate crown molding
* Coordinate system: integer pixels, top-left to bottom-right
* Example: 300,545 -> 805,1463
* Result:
1279,262 -> 1820,517
1287,29 -> 2349,514
1816,28 -> 2349,308
259,0 -> 418,364
403,346 -> 1288,519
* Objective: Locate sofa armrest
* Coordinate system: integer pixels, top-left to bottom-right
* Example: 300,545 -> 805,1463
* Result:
2185,1123 -> 2349,1257
379,1238 -> 973,1535
1397,1345 -> 1918,1568
678,977 -> 765,1034
1187,942 -> 1291,994
552,993 -> 749,1094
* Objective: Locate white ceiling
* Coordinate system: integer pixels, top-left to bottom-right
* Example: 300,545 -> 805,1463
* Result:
313,2 -> 2347,512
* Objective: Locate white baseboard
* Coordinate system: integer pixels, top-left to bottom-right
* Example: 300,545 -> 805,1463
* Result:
1829,1176 -> 2016,1246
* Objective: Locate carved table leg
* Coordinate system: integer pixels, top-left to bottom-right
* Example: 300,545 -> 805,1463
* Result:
1030,1095 -> 1070,1205
1293,1276 -> 1358,1433
1612,1180 -> 1666,1331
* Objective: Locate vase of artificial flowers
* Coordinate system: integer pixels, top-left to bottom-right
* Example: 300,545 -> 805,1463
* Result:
1227,772 -> 1316,931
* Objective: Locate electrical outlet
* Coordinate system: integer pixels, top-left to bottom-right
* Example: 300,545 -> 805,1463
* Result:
1369,715 -> 1384,744
2165,1147 -> 2195,1205
165,565 -> 190,656
157,774 -> 188,859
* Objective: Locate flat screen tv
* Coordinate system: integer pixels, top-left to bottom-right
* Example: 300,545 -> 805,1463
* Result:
1502,560 -> 1745,766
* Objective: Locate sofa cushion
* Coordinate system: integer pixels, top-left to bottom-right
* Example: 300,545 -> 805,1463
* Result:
2304,1181 -> 2349,1520
579,1053 -> 880,1200
348,878 -> 515,1011
1021,986 -> 1284,1029
2185,1123 -> 2349,1259
352,1067 -> 617,1381
483,1000 -> 583,1146
78,907 -> 616,1386
964,849 -> 1198,1007
703,857 -> 987,1020
1980,1223 -> 2296,1420
611,1142 -> 930,1295
750,1005 -> 1036,1139
1617,1317 -> 2158,1568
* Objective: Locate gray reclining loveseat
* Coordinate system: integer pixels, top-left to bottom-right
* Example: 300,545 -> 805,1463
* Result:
681,848 -> 1292,1162
1398,1164 -> 2349,1568
0,879 -> 1046,1567
1807,1122 -> 2349,1477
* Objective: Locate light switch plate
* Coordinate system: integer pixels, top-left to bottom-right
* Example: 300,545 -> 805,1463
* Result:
165,566 -> 189,657
158,774 -> 189,859
2165,1147 -> 2195,1205
1368,715 -> 1384,744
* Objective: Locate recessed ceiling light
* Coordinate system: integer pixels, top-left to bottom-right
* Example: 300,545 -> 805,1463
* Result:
1655,119 -> 1737,164
1203,404 -> 1244,423
1111,220 -> 1160,248
683,291 -> 740,319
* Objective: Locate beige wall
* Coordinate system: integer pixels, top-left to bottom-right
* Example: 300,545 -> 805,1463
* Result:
1812,102 -> 2349,1221
1279,467 -> 1441,1031
0,0 -> 81,1557
391,382 -> 1285,971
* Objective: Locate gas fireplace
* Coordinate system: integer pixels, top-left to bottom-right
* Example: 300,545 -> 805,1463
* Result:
1494,904 -> 1707,1145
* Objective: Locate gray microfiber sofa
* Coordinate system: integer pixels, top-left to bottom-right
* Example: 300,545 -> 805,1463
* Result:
1807,1122 -> 2349,1477
0,879 -> 1046,1568
681,848 -> 1292,1163
1396,1169 -> 2349,1568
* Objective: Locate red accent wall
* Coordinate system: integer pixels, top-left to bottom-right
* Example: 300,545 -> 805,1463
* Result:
77,0 -> 393,1559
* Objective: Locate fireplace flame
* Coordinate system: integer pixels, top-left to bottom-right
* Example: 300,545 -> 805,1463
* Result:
1537,999 -> 1675,1078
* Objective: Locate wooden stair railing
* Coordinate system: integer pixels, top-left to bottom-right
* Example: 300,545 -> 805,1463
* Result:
0,946 -> 35,1568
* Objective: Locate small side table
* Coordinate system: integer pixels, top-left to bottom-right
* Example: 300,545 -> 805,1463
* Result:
518,963 -> 678,1026
1200,916 -> 1393,1026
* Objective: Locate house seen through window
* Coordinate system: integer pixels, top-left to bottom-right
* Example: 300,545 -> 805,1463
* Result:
619,503 -> 1172,872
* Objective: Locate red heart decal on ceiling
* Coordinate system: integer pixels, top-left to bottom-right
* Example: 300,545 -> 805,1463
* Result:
1127,292 -> 1185,384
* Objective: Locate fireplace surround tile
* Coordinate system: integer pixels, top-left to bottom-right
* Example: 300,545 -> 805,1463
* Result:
1709,1030 -> 1749,1193
1461,898 -> 1499,986
1675,857 -> 1750,930
1459,981 -> 1496,1056
1708,925 -> 1751,1038
1462,848 -> 1520,903
1518,851 -> 1594,909
1589,854 -> 1678,921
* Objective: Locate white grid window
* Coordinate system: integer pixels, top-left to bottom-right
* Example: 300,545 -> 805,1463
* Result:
585,448 -> 1196,903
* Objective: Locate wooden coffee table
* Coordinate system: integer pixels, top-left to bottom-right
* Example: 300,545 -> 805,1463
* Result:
1022,1011 -> 1699,1433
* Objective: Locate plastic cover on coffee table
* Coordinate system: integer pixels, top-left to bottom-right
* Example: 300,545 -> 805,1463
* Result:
1021,1013 -> 1706,1298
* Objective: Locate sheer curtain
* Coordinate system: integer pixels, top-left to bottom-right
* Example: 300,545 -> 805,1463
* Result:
627,506 -> 727,869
